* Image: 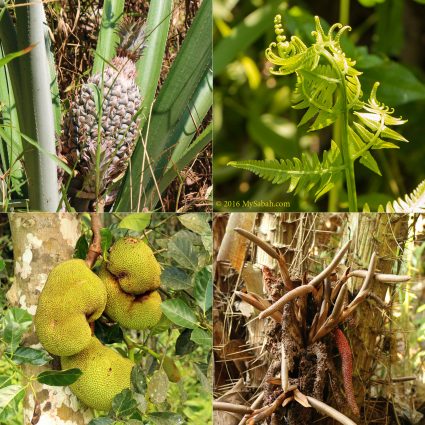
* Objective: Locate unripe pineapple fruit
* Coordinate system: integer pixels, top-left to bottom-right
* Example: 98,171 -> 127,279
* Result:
61,19 -> 146,206
107,237 -> 161,294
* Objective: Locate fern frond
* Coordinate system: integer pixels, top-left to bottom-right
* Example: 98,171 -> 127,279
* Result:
228,142 -> 344,200
380,180 -> 425,213
265,14 -> 362,132
350,83 -> 408,172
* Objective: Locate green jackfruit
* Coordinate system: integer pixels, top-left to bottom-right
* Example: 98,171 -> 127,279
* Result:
107,237 -> 161,294
99,264 -> 162,330
61,336 -> 134,411
34,259 -> 107,356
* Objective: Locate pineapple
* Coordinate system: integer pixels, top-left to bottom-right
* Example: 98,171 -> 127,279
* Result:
60,19 -> 146,210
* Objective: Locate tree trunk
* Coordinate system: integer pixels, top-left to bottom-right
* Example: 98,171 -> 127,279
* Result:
7,213 -> 93,425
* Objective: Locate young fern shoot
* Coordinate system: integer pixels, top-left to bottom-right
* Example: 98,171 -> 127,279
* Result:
228,15 -> 408,212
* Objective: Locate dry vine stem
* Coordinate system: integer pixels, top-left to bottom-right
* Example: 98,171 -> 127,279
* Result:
259,239 -> 351,319
234,227 -> 293,290
235,291 -> 283,322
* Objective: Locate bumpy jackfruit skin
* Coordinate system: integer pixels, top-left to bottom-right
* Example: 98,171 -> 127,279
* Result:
61,336 -> 134,411
99,265 -> 162,330
107,237 -> 161,294
34,259 -> 107,356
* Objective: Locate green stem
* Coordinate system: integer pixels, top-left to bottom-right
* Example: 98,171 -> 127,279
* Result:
328,118 -> 342,211
322,49 -> 357,212
340,107 -> 357,212
339,0 -> 350,25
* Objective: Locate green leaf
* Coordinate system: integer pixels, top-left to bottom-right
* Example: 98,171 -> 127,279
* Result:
358,0 -> 385,6
136,0 -> 173,133
0,44 -> 34,68
74,235 -> 89,260
94,321 -> 124,345
178,213 -> 210,235
205,277 -> 213,313
228,141 -> 344,200
193,267 -> 212,312
190,327 -> 212,349
0,46 -> 24,200
112,389 -> 138,418
92,0 -> 125,74
37,368 -> 82,386
161,299 -> 198,329
0,129 -> 72,176
348,127 -> 382,176
11,347 -> 52,366
158,123 -> 213,200
214,0 -> 287,75
118,214 -> 151,232
161,266 -> 192,290
117,0 -> 212,211
101,228 -> 113,257
166,235 -> 200,270
88,418 -> 115,425
147,412 -> 185,425
147,369 -> 169,404
193,363 -> 211,392
360,61 -> 425,105
131,365 -> 147,394
374,0 -> 404,56
175,329 -> 196,355
0,385 -> 25,416
149,315 -> 172,336
247,114 -> 298,158
3,307 -> 32,353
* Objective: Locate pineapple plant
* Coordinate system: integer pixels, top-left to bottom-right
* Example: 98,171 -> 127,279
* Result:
60,19 -> 147,211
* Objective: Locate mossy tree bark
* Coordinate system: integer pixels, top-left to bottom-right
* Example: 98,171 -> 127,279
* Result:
7,213 -> 93,425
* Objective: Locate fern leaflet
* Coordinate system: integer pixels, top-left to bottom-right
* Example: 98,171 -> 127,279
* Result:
228,142 -> 344,200
382,180 -> 425,213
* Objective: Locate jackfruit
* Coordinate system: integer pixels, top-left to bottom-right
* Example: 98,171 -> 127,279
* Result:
34,259 -> 107,356
107,237 -> 161,294
99,264 -> 162,330
61,336 -> 134,411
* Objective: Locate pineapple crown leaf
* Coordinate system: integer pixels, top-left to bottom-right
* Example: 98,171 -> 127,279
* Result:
116,17 -> 147,62
228,141 -> 345,200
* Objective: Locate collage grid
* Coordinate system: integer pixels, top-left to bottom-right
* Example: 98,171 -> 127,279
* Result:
0,1 -> 424,424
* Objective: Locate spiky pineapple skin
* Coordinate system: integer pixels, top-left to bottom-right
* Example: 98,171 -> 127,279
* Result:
67,61 -> 141,196
60,19 -> 146,205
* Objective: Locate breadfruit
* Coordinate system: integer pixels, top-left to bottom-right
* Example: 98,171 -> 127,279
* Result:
34,259 -> 107,356
61,336 -> 134,411
107,237 -> 161,294
99,264 -> 162,330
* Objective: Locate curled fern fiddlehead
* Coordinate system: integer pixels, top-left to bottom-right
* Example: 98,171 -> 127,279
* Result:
229,14 -> 408,211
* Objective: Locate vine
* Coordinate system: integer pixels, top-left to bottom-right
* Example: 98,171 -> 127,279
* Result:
228,14 -> 408,212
